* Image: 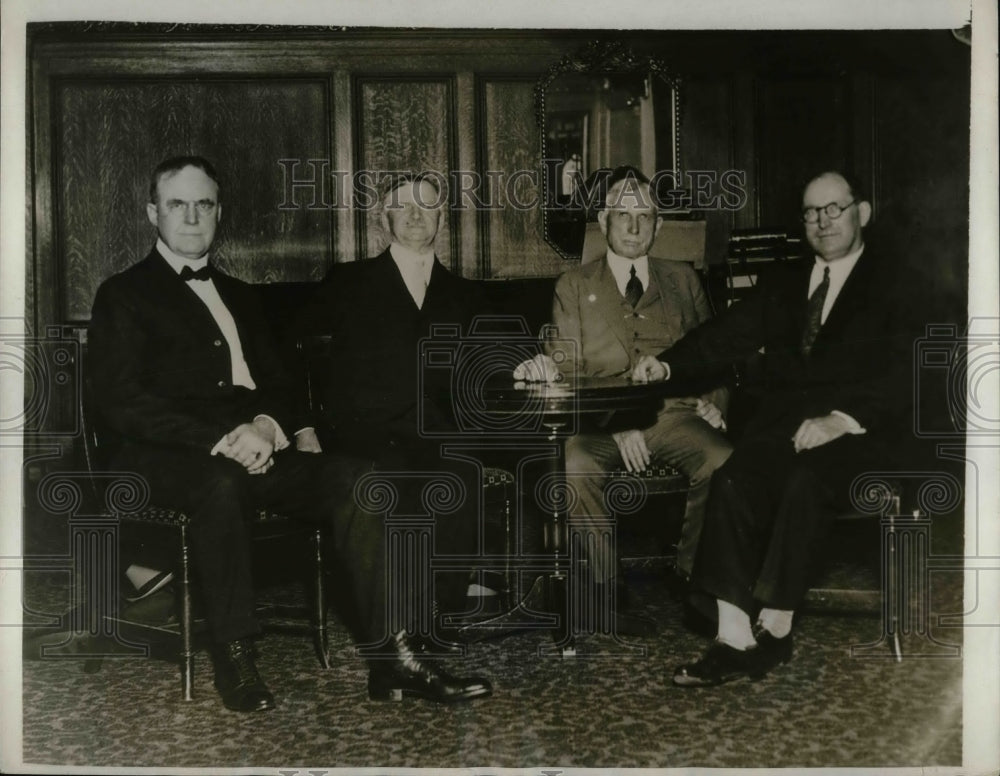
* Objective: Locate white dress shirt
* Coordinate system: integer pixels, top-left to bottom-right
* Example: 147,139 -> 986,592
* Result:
606,251 -> 649,299
809,245 -> 864,324
157,239 -> 290,452
808,244 -> 866,434
390,242 -> 436,309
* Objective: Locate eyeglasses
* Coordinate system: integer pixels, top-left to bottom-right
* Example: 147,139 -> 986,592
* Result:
163,199 -> 217,215
801,200 -> 856,224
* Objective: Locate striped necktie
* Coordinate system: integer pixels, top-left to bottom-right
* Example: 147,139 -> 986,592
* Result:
801,265 -> 830,356
625,264 -> 643,308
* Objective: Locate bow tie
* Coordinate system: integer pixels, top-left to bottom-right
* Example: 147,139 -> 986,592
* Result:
179,265 -> 211,282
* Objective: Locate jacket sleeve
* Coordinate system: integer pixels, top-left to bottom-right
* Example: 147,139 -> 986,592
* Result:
545,271 -> 582,379
658,283 -> 767,385
88,280 -> 231,452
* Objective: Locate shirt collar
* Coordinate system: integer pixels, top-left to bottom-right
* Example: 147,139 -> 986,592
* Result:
606,250 -> 649,284
389,242 -> 436,277
814,244 -> 864,279
157,238 -> 210,275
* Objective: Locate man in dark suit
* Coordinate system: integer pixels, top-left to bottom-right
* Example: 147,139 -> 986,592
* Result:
89,157 -> 491,711
294,173 -> 491,653
516,166 -> 733,634
632,170 -> 913,685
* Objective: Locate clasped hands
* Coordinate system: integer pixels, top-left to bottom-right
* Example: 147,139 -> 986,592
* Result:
214,417 -> 277,475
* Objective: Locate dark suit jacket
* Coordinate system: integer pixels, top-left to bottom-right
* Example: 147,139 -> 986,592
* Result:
295,249 -> 487,458
659,247 -> 914,438
88,247 -> 298,459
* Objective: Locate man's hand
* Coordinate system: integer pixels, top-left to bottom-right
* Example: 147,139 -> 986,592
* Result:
612,429 -> 651,473
792,413 -> 852,453
295,428 -> 323,454
632,355 -> 669,383
219,422 -> 276,474
513,353 -> 562,383
696,398 -> 727,431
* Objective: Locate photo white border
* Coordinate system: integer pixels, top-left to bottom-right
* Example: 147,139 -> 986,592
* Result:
2,1 -> 995,774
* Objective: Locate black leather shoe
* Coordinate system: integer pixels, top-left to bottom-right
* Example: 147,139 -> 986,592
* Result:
751,623 -> 794,672
411,631 -> 466,657
213,639 -> 276,712
673,640 -> 761,687
674,628 -> 793,687
368,632 -> 492,703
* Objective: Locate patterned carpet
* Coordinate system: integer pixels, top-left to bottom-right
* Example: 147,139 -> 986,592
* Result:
20,561 -> 964,770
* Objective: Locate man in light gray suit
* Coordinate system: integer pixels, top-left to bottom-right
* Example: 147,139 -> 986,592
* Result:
516,166 -> 732,634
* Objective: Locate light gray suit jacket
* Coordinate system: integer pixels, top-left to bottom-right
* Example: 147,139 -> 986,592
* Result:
546,256 -> 727,415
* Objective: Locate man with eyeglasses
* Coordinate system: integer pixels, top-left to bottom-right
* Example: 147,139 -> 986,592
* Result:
87,157 -> 489,713
632,170 -> 914,685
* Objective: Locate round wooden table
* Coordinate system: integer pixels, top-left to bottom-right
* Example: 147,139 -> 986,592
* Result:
457,374 -> 684,654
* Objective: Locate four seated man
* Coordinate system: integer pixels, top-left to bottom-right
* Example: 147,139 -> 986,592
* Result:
92,156 -> 913,710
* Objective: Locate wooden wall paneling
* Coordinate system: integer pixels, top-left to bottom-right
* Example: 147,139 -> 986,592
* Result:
55,77 -> 332,323
753,73 -> 851,232
848,73 -> 877,217
354,76 -> 456,268
730,73 -> 758,231
331,70 -> 355,264
680,74 -> 739,265
479,77 -> 564,279
453,71 -> 480,279
28,54 -> 56,334
874,71 -> 970,321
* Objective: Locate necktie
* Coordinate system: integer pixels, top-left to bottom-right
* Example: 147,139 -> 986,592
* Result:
625,264 -> 643,308
801,265 -> 830,356
179,265 -> 211,282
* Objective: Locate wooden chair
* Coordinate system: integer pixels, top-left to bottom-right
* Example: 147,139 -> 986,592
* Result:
74,328 -> 330,701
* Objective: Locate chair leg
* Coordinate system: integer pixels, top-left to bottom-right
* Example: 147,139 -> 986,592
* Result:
179,525 -> 195,701
312,528 -> 330,669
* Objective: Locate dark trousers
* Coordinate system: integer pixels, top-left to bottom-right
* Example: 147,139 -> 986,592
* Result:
564,401 -> 733,580
115,445 -> 384,644
693,427 -> 887,614
335,433 -> 484,623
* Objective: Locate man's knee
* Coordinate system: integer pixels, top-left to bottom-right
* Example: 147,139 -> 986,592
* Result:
688,437 -> 734,488
564,436 -> 608,477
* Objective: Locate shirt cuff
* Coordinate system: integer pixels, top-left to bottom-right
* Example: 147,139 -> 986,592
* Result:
254,414 -> 289,451
831,410 -> 866,434
660,361 -> 672,381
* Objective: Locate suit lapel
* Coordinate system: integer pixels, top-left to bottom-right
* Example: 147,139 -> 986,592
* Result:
146,249 -> 227,340
646,259 -> 673,320
811,250 -> 875,351
587,260 -> 632,353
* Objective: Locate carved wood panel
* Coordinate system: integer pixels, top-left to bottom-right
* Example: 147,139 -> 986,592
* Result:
356,78 -> 454,265
753,75 -> 851,231
481,79 -> 564,279
56,79 -> 331,322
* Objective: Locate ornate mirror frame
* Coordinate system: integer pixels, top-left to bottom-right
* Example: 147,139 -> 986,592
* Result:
534,39 -> 682,260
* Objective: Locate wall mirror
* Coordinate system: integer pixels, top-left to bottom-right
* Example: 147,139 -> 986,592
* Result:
535,40 -> 681,260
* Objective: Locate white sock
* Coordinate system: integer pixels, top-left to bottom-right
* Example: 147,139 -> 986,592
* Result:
125,564 -> 161,591
758,607 -> 794,638
716,599 -> 755,650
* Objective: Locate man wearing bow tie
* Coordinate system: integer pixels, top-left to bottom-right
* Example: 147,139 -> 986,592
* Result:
516,166 -> 733,635
88,157 -> 490,712
632,171 -> 914,685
